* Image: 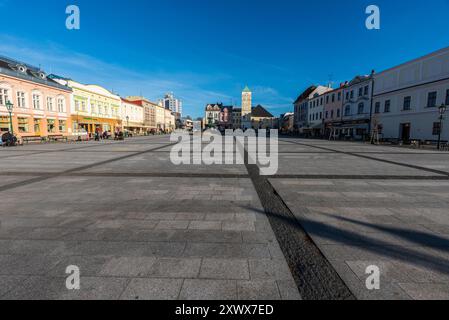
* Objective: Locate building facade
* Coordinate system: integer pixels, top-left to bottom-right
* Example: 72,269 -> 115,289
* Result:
0,56 -> 72,139
293,85 -> 332,135
51,75 -> 122,135
323,84 -> 346,138
339,74 -> 374,140
126,96 -> 157,132
159,92 -> 182,116
373,47 -> 449,143
121,98 -> 145,134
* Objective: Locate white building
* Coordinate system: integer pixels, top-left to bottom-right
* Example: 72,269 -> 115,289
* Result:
293,85 -> 332,135
340,74 -> 374,140
120,98 -> 144,134
373,47 -> 449,143
159,92 -> 182,116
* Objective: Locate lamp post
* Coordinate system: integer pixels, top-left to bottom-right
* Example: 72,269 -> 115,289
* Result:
437,103 -> 447,150
5,100 -> 14,137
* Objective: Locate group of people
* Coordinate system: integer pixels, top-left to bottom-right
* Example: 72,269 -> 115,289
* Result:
0,131 -> 18,147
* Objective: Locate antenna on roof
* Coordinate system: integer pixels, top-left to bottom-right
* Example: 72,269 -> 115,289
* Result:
327,74 -> 334,88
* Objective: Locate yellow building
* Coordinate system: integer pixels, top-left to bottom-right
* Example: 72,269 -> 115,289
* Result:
50,75 -> 122,135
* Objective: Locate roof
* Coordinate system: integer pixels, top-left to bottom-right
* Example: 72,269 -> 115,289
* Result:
0,56 -> 72,92
293,85 -> 317,104
121,98 -> 143,107
251,105 -> 274,118
242,85 -> 251,93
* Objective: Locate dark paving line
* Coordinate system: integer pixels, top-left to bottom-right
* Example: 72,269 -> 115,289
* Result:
0,141 -> 124,159
270,175 -> 449,180
0,142 -> 178,193
281,139 -> 449,177
237,141 -> 354,300
0,172 -> 249,179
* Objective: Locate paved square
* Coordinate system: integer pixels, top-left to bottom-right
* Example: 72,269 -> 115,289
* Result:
1,136 -> 449,300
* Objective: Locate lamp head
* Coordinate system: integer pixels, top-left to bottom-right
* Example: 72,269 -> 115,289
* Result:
5,100 -> 13,112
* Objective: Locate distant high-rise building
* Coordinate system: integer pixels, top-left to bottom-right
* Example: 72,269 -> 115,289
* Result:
159,92 -> 182,116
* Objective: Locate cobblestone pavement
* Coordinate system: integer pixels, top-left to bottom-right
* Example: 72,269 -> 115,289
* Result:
1,136 -> 449,300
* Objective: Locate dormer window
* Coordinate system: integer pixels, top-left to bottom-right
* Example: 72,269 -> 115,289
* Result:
18,65 -> 27,73
38,72 -> 46,79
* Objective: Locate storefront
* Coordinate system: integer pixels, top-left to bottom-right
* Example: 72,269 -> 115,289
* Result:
72,115 -> 121,136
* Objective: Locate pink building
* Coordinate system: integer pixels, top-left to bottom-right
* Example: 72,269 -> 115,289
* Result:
0,56 -> 72,140
323,83 -> 347,137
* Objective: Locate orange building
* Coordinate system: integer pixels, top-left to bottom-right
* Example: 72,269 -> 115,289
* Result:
0,56 -> 72,140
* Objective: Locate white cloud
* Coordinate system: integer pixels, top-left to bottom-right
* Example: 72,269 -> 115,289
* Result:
0,35 -> 232,118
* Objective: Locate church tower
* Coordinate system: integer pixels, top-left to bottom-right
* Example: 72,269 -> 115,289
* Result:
241,86 -> 252,129
242,85 -> 252,117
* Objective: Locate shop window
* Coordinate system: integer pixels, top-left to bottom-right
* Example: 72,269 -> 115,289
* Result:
59,120 -> 67,132
18,118 -> 29,133
0,116 -> 10,132
34,119 -> 41,133
47,119 -> 56,133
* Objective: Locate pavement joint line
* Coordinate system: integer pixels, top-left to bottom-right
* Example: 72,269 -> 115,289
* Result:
237,139 -> 355,300
0,172 -> 249,178
281,139 -> 449,177
0,141 -> 178,193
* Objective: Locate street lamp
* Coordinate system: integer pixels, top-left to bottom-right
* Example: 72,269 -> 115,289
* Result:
437,103 -> 447,150
5,100 -> 14,137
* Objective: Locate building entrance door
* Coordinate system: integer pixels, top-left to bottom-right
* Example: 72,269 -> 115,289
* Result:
400,123 -> 411,143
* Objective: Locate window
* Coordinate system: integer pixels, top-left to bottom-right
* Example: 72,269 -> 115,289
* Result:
345,92 -> 349,100
350,91 -> 354,99
331,110 -> 334,118
18,117 -> 29,133
345,105 -> 351,116
375,102 -> 381,114
358,88 -> 363,97
47,97 -> 54,111
34,119 -> 41,133
0,116 -> 10,132
17,92 -> 26,108
364,86 -> 369,96
81,101 -> 86,112
358,103 -> 364,114
75,100 -> 80,112
59,120 -> 67,132
47,119 -> 56,133
427,92 -> 437,108
338,92 -> 341,101
0,88 -> 9,105
446,89 -> 449,106
332,94 -> 335,102
403,96 -> 411,111
326,96 -> 329,103
325,111 -> 329,119
32,94 -> 41,110
384,100 -> 391,113
320,112 -> 322,119
57,98 -> 65,113
433,122 -> 441,135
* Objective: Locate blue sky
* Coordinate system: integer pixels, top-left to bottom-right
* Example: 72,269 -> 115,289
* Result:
1,0 -> 449,118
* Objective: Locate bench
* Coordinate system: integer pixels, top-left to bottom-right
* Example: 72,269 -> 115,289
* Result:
48,135 -> 68,143
22,136 -> 45,144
